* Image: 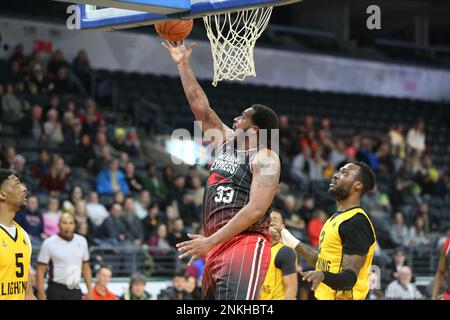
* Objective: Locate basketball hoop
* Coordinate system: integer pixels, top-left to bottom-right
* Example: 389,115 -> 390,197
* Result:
203,6 -> 273,86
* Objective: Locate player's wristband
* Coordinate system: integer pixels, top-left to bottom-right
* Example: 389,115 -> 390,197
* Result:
281,229 -> 300,249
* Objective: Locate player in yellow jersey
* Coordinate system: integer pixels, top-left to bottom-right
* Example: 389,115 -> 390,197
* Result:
260,211 -> 297,300
0,169 -> 36,300
271,162 -> 376,300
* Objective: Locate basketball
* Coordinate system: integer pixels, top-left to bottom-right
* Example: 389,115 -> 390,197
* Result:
155,19 -> 194,42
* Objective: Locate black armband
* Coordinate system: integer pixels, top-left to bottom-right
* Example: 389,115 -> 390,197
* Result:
322,269 -> 357,291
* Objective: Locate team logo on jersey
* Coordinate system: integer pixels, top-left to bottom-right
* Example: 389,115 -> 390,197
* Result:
207,173 -> 230,185
1,239 -> 7,248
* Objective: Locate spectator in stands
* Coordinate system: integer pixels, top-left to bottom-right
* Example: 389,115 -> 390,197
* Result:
187,175 -> 204,208
112,127 -> 132,155
178,193 -> 199,229
47,49 -> 70,78
40,155 -> 69,195
409,216 -> 431,247
93,132 -> 118,158
37,213 -> 93,300
0,145 -> 16,169
388,248 -> 410,281
72,50 -> 92,92
307,210 -> 327,247
43,197 -> 61,237
390,212 -> 411,248
74,200 -> 92,232
406,119 -> 426,156
122,196 -> 144,246
158,274 -> 192,300
15,195 -> 46,245
148,223 -> 171,251
81,113 -> 99,141
329,139 -> 346,168
134,190 -> 151,220
8,43 -> 27,67
143,163 -> 167,202
185,276 -> 201,300
94,203 -> 128,246
61,110 -> 78,152
43,108 -> 64,144
96,159 -> 130,196
124,162 -> 143,193
389,123 -> 406,166
385,266 -> 423,299
80,97 -> 105,123
415,202 -> 438,233
162,165 -> 175,189
86,191 -> 109,229
168,218 -> 189,248
126,128 -> 141,157
1,83 -> 24,120
30,63 -> 50,95
356,137 -> 378,170
168,175 -> 187,205
113,191 -> 125,205
73,134 -> 96,170
5,60 -> 22,88
49,66 -> 78,95
142,203 -> 166,242
47,94 -> 61,113
299,128 -> 318,154
31,149 -> 50,179
20,104 -> 44,141
11,154 -> 33,186
89,265 -> 117,300
118,152 -> 130,171
280,195 -> 306,243
290,146 -> 322,189
76,221 -> 95,247
120,273 -> 152,300
70,185 -> 84,207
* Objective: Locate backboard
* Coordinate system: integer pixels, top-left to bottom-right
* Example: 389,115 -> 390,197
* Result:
71,0 -> 302,30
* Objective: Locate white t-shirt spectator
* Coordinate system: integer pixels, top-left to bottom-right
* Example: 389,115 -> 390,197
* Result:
86,202 -> 109,227
406,128 -> 425,154
385,280 -> 424,300
37,234 -> 89,288
133,201 -> 148,220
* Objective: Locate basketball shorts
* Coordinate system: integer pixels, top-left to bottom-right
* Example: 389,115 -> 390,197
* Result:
201,233 -> 270,300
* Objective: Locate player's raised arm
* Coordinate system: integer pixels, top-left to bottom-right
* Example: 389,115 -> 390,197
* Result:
162,40 -> 233,146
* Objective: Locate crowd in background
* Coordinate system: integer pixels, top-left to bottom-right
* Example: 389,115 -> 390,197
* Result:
1,44 -> 450,299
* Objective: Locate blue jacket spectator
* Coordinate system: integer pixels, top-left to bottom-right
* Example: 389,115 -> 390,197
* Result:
96,159 -> 130,195
14,195 -> 45,245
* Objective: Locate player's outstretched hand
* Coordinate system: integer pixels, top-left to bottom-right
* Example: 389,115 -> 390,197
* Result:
161,40 -> 196,65
301,270 -> 325,291
176,233 -> 214,266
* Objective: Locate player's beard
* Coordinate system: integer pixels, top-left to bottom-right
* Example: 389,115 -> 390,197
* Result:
328,184 -> 351,201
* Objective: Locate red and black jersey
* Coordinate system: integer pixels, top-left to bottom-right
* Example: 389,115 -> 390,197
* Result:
202,139 -> 271,239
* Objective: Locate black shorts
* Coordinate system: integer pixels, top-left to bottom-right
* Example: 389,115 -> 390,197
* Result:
46,282 -> 83,300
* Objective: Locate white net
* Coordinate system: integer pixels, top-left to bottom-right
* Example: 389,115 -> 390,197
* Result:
203,7 -> 273,86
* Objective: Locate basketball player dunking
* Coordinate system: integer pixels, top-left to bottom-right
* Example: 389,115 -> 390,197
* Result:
162,40 -> 281,300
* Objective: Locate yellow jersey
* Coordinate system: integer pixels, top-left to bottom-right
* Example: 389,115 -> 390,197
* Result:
314,207 -> 376,300
0,222 -> 30,300
260,242 -> 297,300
